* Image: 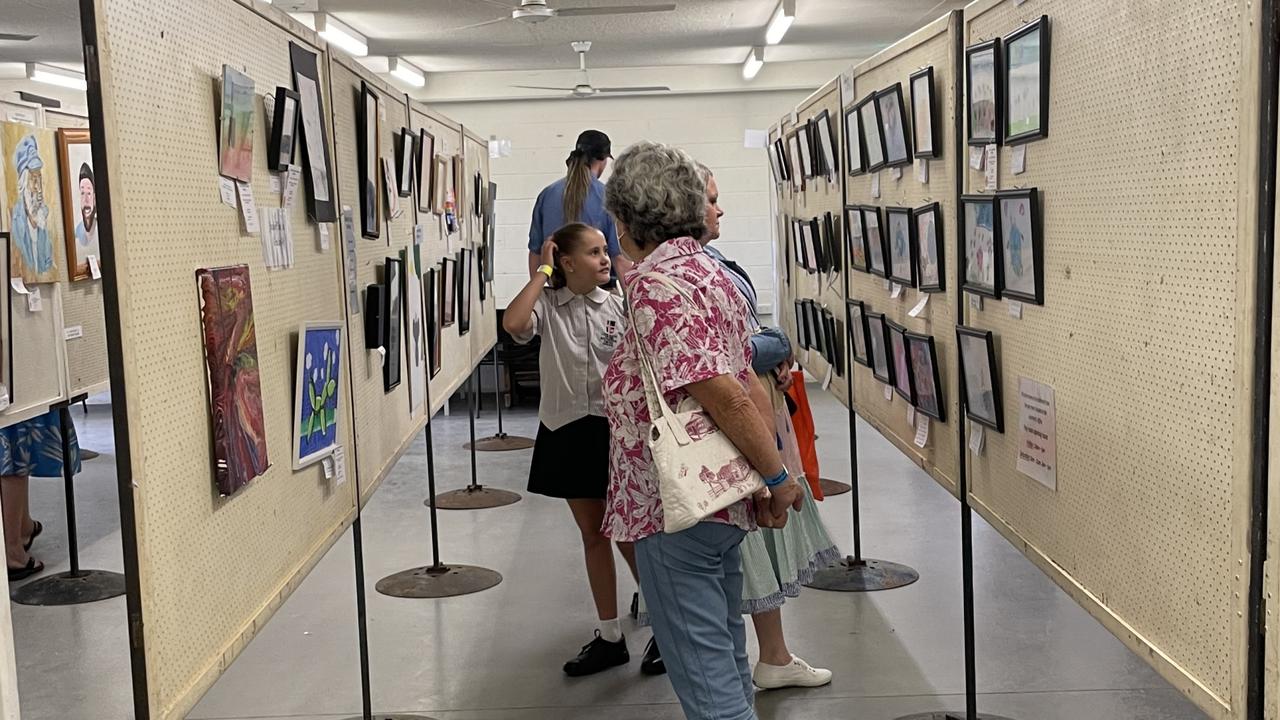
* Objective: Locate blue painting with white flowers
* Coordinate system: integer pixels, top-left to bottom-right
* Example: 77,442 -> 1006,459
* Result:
296,326 -> 341,465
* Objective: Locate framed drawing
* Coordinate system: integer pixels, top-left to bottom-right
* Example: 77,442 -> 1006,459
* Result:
905,331 -> 945,421
845,205 -> 868,273
767,140 -> 782,185
846,299 -> 870,367
885,206 -> 917,287
292,322 -> 342,469
877,84 -> 912,167
966,39 -> 1002,146
886,320 -> 914,403
833,317 -> 846,376
786,131 -> 804,190
4,124 -> 63,285
358,82 -> 381,239
810,217 -> 827,273
267,88 -> 299,172
956,325 -> 1003,431
909,67 -> 938,159
824,211 -> 840,271
56,128 -> 98,281
998,188 -> 1043,304
424,268 -> 441,378
402,249 -> 426,414
821,307 -> 836,365
797,121 -> 814,178
815,109 -> 838,178
290,42 -> 336,222
432,154 -> 449,214
218,65 -> 255,183
363,283 -> 384,349
396,127 -> 415,198
914,202 -> 945,293
417,129 -> 435,214
773,137 -> 791,183
866,312 -> 892,385
862,206 -> 888,278
1003,15 -> 1050,145
459,249 -> 473,335
961,194 -> 1000,298
843,105 -> 865,175
808,301 -> 825,357
793,300 -> 806,349
0,233 -> 13,398
440,256 -> 456,326
382,256 -> 403,391
856,93 -> 886,171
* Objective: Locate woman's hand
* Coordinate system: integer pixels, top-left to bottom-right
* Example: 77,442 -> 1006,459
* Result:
541,239 -> 558,269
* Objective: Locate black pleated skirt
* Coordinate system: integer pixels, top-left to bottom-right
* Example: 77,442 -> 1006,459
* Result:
527,415 -> 610,499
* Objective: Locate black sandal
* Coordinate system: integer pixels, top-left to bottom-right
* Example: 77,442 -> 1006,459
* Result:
7,557 -> 43,582
23,521 -> 42,552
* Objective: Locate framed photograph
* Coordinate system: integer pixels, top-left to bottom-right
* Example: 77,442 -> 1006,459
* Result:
998,188 -> 1043,304
358,82 -> 381,239
866,312 -> 892,385
417,129 -> 435,214
956,325 -> 1003,431
268,88 -> 300,172
966,39 -> 1002,146
862,206 -> 888,278
292,322 -> 342,469
909,67 -> 939,159
815,109 -> 838,178
885,207 -> 917,287
786,131 -> 804,190
886,320 -> 914,403
382,257 -> 403,391
424,267 -> 441,378
56,128 -> 98,282
290,42 -> 336,222
961,194 -> 1000,298
797,121 -> 814,178
843,105 -> 865,175
905,331 -> 945,421
458,249 -> 473,336
845,205 -> 869,273
218,65 -> 255,183
856,93 -> 886,171
396,128 -> 415,198
846,299 -> 870,367
440,256 -> 456,326
877,84 -> 912,167
913,202 -> 945,293
1003,15 -> 1050,145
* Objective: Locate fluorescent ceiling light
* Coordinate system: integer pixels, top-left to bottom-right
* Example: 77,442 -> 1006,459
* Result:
315,14 -> 368,57
742,47 -> 764,81
388,57 -> 425,88
25,62 -> 86,91
765,0 -> 796,45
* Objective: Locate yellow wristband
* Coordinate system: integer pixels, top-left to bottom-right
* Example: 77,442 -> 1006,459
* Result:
537,264 -> 553,278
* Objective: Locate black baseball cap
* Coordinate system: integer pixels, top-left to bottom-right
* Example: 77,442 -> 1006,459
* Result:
575,129 -> 612,159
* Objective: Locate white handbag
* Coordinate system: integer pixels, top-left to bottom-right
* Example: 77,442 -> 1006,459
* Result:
625,273 -> 764,534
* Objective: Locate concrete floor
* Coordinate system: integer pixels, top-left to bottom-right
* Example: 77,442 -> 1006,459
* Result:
9,387 -> 1209,720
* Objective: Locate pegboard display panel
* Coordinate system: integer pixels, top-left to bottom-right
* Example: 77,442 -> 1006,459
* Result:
463,129 -> 497,365
962,1 -> 1258,716
90,1 -> 359,716
62,279 -> 109,396
845,12 -> 961,497
771,122 -> 798,347
327,54 -> 427,508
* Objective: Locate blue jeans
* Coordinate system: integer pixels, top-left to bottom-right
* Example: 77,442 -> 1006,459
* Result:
636,522 -> 755,720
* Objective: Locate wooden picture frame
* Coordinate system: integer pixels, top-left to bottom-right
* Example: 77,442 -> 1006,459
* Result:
56,128 -> 97,282
885,206 -> 918,287
966,39 -> 1003,146
358,81 -> 381,239
846,298 -> 870,367
862,206 -> 888,278
913,202 -> 945,293
845,204 -> 869,273
290,42 -> 337,222
843,104 -> 865,175
909,66 -> 939,159
432,154 -> 448,214
416,129 -> 435,214
956,325 -> 1003,432
1003,15 -> 1051,145
824,211 -> 840,272
363,284 -> 384,349
886,320 -> 914,403
866,311 -> 892,385
856,93 -> 886,171
268,88 -> 300,172
904,331 -> 945,421
997,188 -> 1044,304
877,83 -> 913,167
961,194 -> 1001,298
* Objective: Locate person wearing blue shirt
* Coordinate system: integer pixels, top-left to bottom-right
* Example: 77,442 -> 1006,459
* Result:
528,130 -> 633,281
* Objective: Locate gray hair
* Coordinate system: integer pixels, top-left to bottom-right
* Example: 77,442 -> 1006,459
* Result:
695,162 -> 712,185
605,141 -> 706,249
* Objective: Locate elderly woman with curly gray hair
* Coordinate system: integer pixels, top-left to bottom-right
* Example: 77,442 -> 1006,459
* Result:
601,141 -> 806,720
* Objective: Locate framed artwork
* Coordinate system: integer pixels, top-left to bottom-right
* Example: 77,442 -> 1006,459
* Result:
797,220 -> 814,272
195,265 -> 269,496
843,105 -> 865,175
865,312 -> 892,385
292,322 -> 342,469
417,129 -> 435,214
797,121 -> 814,178
290,42 -> 336,222
4,123 -> 63,285
821,307 -> 836,365
402,249 -> 426,413
358,82 -> 381,239
772,137 -> 791,183
885,207 -> 917,287
486,181 -> 498,282
473,171 -> 484,219
440,256 -> 456,326
218,65 -> 255,183
786,132 -> 803,190
383,257 -> 403,391
877,84 -> 912,167
846,299 -> 870,367
856,93 -> 886,171
792,300 -> 804,349
810,217 -> 827,273
1003,15 -> 1050,144
909,67 -> 939,159
767,140 -> 782,185
56,128 -> 97,282
845,205 -> 868,273
833,318 -> 846,376
815,110 -> 838,177
862,206 -> 888,278
961,194 -> 1000,298
808,301 -> 825,357
998,188 -> 1043,304
268,88 -> 299,173
432,155 -> 449,214
458,249 -> 473,335
886,320 -> 914,403
914,202 -> 945,293
397,128 -> 415,198
966,39 -> 1002,146
824,211 -> 840,271
905,331 -> 945,421
452,155 -> 465,212
956,325 -> 1003,432
0,233 -> 13,398
363,283 -> 384,349
424,268 -> 441,378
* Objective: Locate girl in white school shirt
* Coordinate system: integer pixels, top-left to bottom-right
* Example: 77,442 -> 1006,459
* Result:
503,222 -> 637,678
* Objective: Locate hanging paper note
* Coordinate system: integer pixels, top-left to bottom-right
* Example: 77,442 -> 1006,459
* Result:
270,174 -> 282,194
341,207 -> 360,314
906,405 -> 915,426
883,384 -> 893,401
333,447 -> 348,486
237,181 -> 260,234
969,294 -> 983,312
1016,378 -> 1058,491
890,283 -> 903,299
318,223 -> 331,251
916,159 -> 929,184
219,176 -> 237,207
969,146 -> 985,170
914,416 -> 929,447
283,164 -> 302,209
1008,300 -> 1023,319
969,424 -> 986,454
1012,145 -> 1027,175
27,286 -> 42,312
321,457 -> 334,480
909,294 -> 930,317
414,224 -> 425,246
891,166 -> 902,181
984,144 -> 998,190
871,172 -> 881,198
87,255 -> 102,280
64,325 -> 84,340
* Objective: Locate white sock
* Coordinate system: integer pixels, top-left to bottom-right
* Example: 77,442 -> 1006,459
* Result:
598,618 -> 623,643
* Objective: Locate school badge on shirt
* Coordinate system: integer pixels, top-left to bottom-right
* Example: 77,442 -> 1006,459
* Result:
599,319 -> 620,349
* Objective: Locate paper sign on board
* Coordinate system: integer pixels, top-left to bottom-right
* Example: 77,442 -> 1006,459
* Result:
219,176 -> 238,207
917,159 -> 929,184
909,294 -> 930,317
969,424 -> 985,454
984,144 -> 998,190
914,416 -> 929,448
1012,145 -> 1027,175
87,254 -> 102,279
1016,378 -> 1057,491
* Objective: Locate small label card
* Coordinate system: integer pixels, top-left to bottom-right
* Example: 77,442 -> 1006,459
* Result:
984,144 -> 998,190
883,384 -> 893,401
1008,300 -> 1023,319
27,286 -> 41,312
64,325 -> 84,340
914,416 -> 930,447
871,172 -> 881,198
890,283 -> 903,299
969,145 -> 985,170
969,294 -> 984,312
219,176 -> 237,207
916,158 -> 929,183
907,405 -> 916,426
270,173 -> 282,194
969,424 -> 986,455
909,293 -> 930,317
283,164 -> 302,208
318,223 -> 331,251
891,166 -> 902,181
1012,144 -> 1027,175
87,254 -> 102,279
333,447 -> 348,486
237,181 -> 259,234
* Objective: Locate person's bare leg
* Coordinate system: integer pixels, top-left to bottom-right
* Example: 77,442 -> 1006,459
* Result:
567,499 -> 618,621
1,475 -> 32,568
751,608 -> 792,666
615,540 -> 639,583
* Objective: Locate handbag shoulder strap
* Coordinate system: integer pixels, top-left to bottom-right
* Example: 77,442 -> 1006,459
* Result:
623,272 -> 696,441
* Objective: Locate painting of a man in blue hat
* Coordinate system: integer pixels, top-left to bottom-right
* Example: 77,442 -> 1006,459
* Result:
3,123 -> 63,284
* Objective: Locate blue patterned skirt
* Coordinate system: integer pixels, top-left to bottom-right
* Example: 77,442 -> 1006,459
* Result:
0,409 -> 80,478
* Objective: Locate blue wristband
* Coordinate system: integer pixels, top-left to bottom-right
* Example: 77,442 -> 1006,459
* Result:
764,467 -> 789,488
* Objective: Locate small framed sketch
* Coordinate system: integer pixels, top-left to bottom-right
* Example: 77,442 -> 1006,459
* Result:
794,300 -> 809,349
886,320 -> 914,403
877,83 -> 912,167
797,121 -> 814,178
856,93 -> 886,172
909,67 -> 938,159
787,132 -> 804,189
905,331 -> 945,421
358,81 -> 381,239
846,299 -> 870,367
767,140 -> 783,185
815,109 -> 838,178
961,194 -> 1000,298
866,312 -> 892,385
382,256 -> 403,391
440,256 -> 456,326
293,322 -> 342,469
862,206 -> 888,278
885,207 -> 917,287
396,128 -> 415,198
773,137 -> 792,184
811,217 -> 828,273
843,105 -> 865,175
845,205 -> 869,273
1003,15 -> 1050,144
956,325 -> 1003,432
966,39 -> 1002,146
997,188 -> 1043,304
268,88 -> 300,172
914,202 -> 945,292
417,129 -> 435,214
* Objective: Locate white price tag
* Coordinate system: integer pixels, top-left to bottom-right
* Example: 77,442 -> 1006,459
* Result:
890,283 -> 903,299
1012,145 -> 1027,175
984,144 -> 998,190
1008,300 -> 1023,319
969,146 -> 985,170
916,159 -> 929,184
321,457 -> 334,479
914,416 -> 930,447
219,176 -> 238,207
822,366 -> 833,390
87,254 -> 102,279
270,173 -> 282,194
283,165 -> 302,209
237,181 -> 260,234
969,294 -> 983,312
871,172 -> 881,198
333,447 -> 348,486
883,384 -> 893,401
909,293 -> 930,317
27,286 -> 42,312
9,277 -> 27,295
969,424 -> 986,455
63,325 -> 83,340
318,223 -> 331,251
891,166 -> 902,181
907,405 -> 916,426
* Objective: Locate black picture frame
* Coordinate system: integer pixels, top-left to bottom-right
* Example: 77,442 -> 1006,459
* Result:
886,320 -> 914,403
877,83 -> 913,167
846,298 -> 870,367
824,211 -> 841,272
810,217 -> 827,273
441,256 -> 456,327
382,257 -> 403,391
289,42 -> 336,222
956,325 -> 1003,432
424,267 -> 441,378
904,331 -> 946,421
845,205 -> 869,273
856,93 -> 886,172
772,137 -> 791,183
833,317 -> 846,376
909,66 -> 939,159
843,104 -> 866,176
997,188 -> 1044,304
357,82 -> 381,239
862,206 -> 888,278
797,121 -> 814,178
363,284 -> 385,349
913,202 -> 946,293
787,131 -> 805,191
961,194 -> 1001,298
865,312 -> 892,385
821,307 -> 836,365
810,301 -> 826,358
1002,15 -> 1051,145
815,109 -> 838,177
396,128 -> 414,198
416,129 -> 434,214
267,88 -> 300,173
885,206 -> 918,287
794,300 -> 808,349
966,39 -> 1003,146
458,249 -> 473,336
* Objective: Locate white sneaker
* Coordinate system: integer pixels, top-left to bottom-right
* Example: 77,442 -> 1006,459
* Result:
752,654 -> 833,690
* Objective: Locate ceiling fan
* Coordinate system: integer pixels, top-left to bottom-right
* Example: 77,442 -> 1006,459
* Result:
456,0 -> 677,31
513,41 -> 670,98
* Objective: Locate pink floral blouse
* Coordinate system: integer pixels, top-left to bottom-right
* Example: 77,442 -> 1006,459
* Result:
602,236 -> 758,542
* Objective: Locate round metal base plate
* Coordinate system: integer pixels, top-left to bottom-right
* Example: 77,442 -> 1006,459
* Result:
804,557 -> 920,592
340,714 -> 440,720
80,448 -> 102,460
429,486 -> 522,510
895,714 -> 1017,720
10,569 -> 127,606
464,433 -> 534,452
375,565 -> 502,599
819,477 -> 852,497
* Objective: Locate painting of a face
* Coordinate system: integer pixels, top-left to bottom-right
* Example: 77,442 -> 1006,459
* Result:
4,123 -> 62,284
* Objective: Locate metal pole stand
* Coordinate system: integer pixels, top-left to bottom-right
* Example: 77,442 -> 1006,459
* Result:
11,394 -> 127,606
805,400 -> 918,593
432,367 -> 521,510
465,347 -> 533,452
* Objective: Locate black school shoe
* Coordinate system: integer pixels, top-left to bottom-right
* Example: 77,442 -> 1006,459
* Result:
640,636 -> 666,676
564,631 -> 630,677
